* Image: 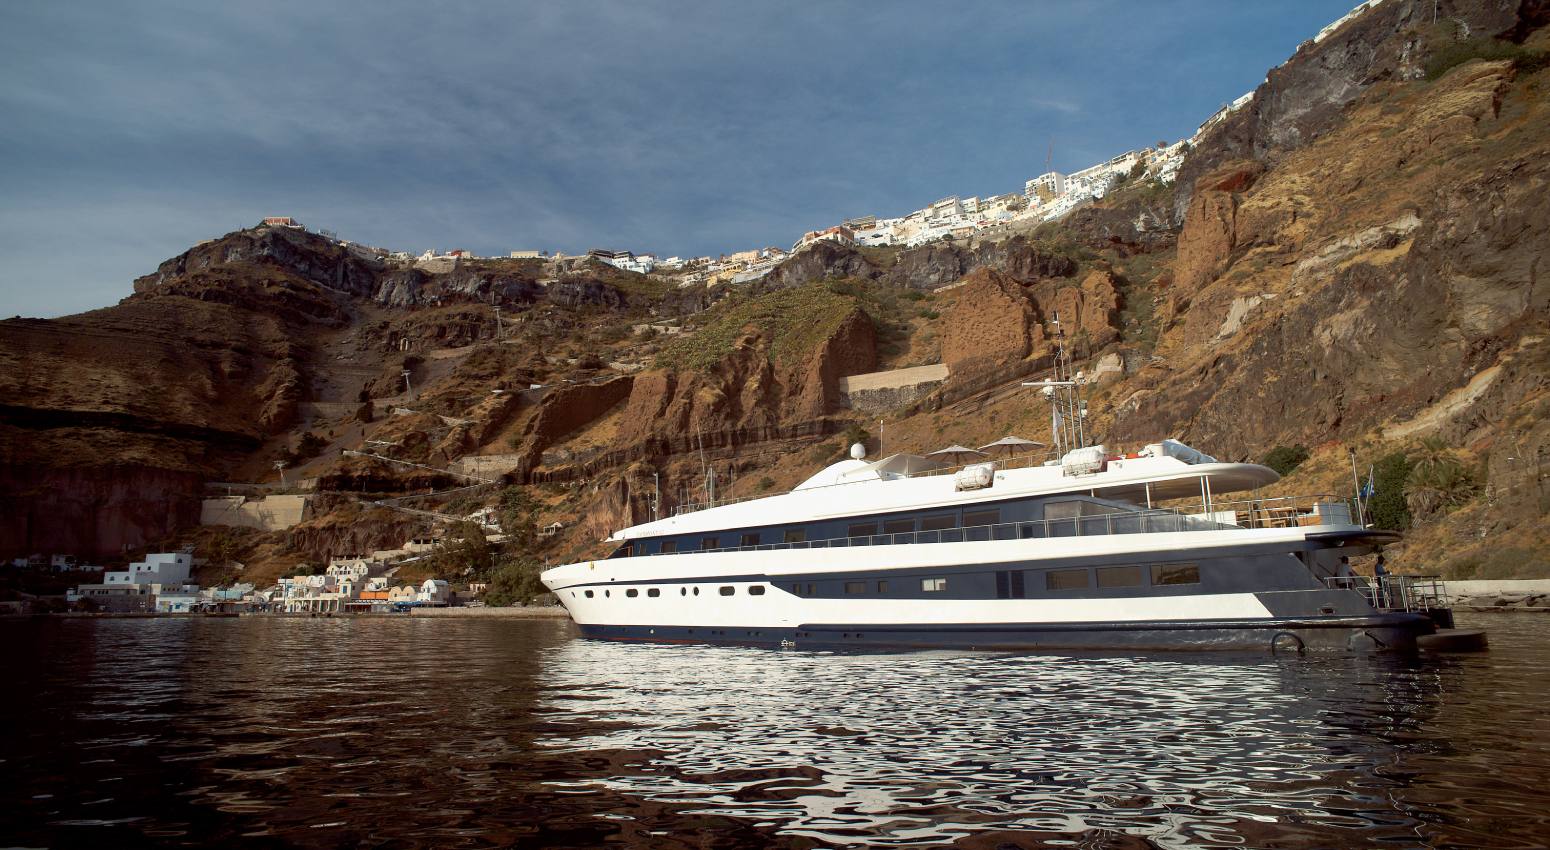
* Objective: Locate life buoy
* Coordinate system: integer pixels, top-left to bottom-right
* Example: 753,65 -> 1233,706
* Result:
1271,631 -> 1306,654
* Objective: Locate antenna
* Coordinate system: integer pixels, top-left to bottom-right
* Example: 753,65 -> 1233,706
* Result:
1022,312 -> 1089,455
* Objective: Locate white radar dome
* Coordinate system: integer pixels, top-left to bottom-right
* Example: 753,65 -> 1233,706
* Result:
849,442 -> 867,460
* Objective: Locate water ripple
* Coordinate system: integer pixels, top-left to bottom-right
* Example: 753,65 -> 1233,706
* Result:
1,614 -> 1547,848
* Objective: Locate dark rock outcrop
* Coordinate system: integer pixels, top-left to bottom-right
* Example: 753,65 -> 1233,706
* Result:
1172,0 -> 1538,219
135,225 -> 382,299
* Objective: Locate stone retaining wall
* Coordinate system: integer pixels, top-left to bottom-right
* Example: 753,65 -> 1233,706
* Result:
839,364 -> 949,413
200,495 -> 312,531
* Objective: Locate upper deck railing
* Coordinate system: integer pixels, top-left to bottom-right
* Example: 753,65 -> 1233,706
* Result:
638,493 -> 1351,557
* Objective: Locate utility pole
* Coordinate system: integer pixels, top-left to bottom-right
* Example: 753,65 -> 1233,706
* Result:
653,472 -> 660,521
494,305 -> 503,339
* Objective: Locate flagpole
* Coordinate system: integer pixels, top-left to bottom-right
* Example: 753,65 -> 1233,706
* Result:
1348,447 -> 1364,526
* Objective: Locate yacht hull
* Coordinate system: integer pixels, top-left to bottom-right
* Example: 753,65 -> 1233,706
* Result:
574,613 -> 1434,653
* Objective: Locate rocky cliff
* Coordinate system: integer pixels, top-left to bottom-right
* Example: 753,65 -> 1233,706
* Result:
2,0 -> 1545,577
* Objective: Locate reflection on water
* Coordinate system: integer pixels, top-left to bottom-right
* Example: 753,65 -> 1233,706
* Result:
2,615 -> 1547,849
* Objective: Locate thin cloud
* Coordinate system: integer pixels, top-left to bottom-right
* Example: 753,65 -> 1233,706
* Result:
0,0 -> 1364,317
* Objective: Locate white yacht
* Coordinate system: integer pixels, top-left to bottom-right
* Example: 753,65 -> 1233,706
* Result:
543,347 -> 1450,653
539,433 -> 1452,652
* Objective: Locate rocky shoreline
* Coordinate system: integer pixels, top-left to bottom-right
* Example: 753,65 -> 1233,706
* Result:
1445,580 -> 1550,613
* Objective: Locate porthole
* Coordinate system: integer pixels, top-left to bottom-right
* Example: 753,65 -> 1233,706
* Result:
719,586 -> 735,596
749,585 -> 766,596
680,587 -> 686,596
584,590 -> 594,598
648,588 -> 660,598
604,589 -> 610,597
693,587 -> 700,596
626,588 -> 638,598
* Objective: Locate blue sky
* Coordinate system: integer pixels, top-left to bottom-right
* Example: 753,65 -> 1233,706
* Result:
0,1 -> 1360,318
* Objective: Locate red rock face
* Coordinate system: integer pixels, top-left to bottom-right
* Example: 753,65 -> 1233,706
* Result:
940,269 -> 1038,376
0,464 -> 203,560
614,304 -> 876,457
1172,164 -> 1262,293
509,377 -> 635,478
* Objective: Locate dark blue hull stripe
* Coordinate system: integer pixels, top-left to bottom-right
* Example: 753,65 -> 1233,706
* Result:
574,614 -> 1435,651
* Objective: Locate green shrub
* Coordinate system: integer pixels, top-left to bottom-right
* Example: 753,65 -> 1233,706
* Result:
1261,445 -> 1310,477
654,284 -> 865,372
1367,452 -> 1414,530
483,555 -> 548,606
1403,437 -> 1479,518
497,486 -> 539,551
842,424 -> 871,453
297,431 -> 328,457
756,476 -> 776,492
1425,36 -> 1548,80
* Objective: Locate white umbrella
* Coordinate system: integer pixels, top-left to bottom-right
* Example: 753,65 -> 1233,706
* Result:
977,435 -> 1045,456
925,444 -> 989,466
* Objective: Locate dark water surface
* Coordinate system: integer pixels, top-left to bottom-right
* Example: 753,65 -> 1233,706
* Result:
2,614 -> 1548,849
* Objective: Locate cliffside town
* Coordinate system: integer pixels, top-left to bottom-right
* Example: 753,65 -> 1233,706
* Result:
2,0 -> 1547,608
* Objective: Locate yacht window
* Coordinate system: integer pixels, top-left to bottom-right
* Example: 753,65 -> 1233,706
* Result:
921,578 -> 947,592
848,522 -> 878,538
920,514 -> 958,531
659,540 -> 677,554
1045,569 -> 1089,591
700,537 -> 719,550
615,543 -> 633,558
1097,566 -> 1144,588
1152,563 -> 1201,586
647,588 -> 660,598
844,581 -> 866,594
784,529 -> 806,544
740,533 -> 761,547
584,590 -> 594,598
791,583 -> 801,594
964,509 -> 1000,527
806,583 -> 815,596
882,518 -> 915,534
719,586 -> 735,596
626,588 -> 639,598
1044,500 -> 1083,520
1047,499 -> 1129,518
693,587 -> 700,596
749,586 -> 766,596
877,580 -> 888,593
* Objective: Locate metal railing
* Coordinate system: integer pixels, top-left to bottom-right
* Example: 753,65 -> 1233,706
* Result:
640,493 -> 1350,557
1324,575 -> 1449,612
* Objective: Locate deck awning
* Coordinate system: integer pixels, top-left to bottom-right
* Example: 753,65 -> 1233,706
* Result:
1085,463 -> 1280,502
